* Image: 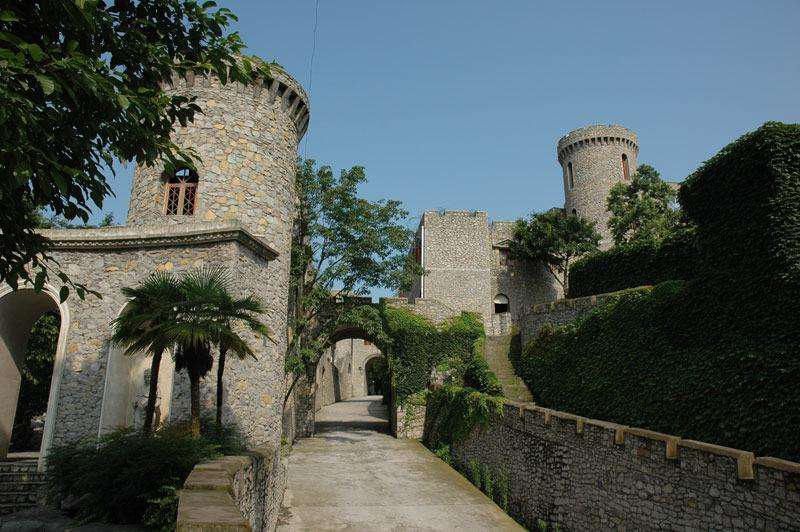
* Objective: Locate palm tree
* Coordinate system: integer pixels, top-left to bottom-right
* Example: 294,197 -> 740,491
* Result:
175,267 -> 271,434
111,272 -> 181,435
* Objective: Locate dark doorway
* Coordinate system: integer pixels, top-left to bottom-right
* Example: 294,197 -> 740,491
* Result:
365,356 -> 388,396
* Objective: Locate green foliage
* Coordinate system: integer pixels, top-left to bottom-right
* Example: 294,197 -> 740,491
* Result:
496,467 -> 509,511
287,159 -> 421,394
0,0 -> 269,296
423,385 -> 505,449
433,444 -> 452,465
463,338 -> 504,396
568,228 -> 699,298
46,425 -> 237,527
680,121 -> 800,286
510,209 -> 600,293
10,312 -> 58,451
468,459 -> 482,487
606,164 -> 681,246
518,123 -> 800,461
384,309 -> 490,403
482,463 -> 494,500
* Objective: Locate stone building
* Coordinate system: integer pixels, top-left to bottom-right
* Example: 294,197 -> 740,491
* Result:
314,338 -> 385,411
0,66 -> 310,466
406,124 -> 639,332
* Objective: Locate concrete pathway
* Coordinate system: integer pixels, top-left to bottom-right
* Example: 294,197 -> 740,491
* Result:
278,396 -> 522,531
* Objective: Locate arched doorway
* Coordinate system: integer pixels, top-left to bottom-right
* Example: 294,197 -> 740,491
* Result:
365,355 -> 388,396
0,286 -> 70,466
98,302 -> 175,435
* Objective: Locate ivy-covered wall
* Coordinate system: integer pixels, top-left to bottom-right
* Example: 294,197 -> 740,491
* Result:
514,122 -> 800,461
567,230 -> 699,298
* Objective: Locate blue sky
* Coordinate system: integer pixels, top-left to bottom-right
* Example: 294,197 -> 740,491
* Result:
99,0 -> 799,228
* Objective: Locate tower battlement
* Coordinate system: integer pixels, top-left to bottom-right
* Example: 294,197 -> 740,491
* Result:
557,124 -> 638,164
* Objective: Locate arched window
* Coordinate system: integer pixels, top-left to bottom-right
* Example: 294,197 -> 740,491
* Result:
621,154 -> 630,180
571,208 -> 577,216
164,168 -> 198,215
567,162 -> 574,190
493,294 -> 509,314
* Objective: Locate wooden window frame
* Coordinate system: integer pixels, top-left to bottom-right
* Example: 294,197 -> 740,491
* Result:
163,168 -> 199,216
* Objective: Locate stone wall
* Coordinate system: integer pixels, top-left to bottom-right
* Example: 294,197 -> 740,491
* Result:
2,224 -> 285,462
177,444 -> 285,531
558,124 -> 638,249
446,402 -> 800,530
382,297 -> 458,325
517,291 -> 627,347
488,221 -> 560,335
411,211 -> 493,321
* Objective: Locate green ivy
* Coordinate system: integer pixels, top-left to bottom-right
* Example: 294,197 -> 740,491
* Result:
515,123 -> 800,461
423,385 -> 504,449
568,229 -> 699,298
383,308 -> 488,403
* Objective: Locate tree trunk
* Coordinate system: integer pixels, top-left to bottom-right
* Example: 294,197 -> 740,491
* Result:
190,372 -> 201,437
216,344 -> 228,428
143,348 -> 163,436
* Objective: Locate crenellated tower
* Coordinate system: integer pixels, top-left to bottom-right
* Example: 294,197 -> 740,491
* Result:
557,124 -> 638,248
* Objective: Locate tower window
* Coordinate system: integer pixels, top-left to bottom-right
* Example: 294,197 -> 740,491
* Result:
571,208 -> 577,216
622,154 -> 630,180
567,162 -> 574,190
493,294 -> 509,314
164,168 -> 198,216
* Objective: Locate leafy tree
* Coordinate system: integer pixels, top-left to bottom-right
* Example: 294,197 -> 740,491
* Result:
112,272 -> 183,435
509,209 -> 600,295
178,267 -> 270,428
0,0 -> 269,299
607,164 -> 680,246
285,159 -> 422,405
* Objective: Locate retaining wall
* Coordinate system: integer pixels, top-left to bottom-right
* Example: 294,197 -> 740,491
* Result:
447,402 -> 800,530
176,444 -> 285,531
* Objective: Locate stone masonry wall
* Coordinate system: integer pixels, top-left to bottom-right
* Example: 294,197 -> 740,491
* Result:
177,444 -> 285,531
36,224 -> 284,450
517,291 -> 625,347
415,211 -> 493,321
558,125 -> 639,249
447,402 -> 800,530
488,221 -> 560,335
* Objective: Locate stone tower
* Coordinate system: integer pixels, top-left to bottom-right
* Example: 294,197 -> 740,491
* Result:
557,124 -> 638,248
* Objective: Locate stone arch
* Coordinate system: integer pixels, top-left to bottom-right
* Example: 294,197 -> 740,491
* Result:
98,301 -> 175,436
0,284 -> 70,468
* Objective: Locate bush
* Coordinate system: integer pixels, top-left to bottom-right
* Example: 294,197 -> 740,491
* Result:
568,229 -> 699,298
680,121 -> 800,286
46,422 -> 244,529
423,385 -> 504,449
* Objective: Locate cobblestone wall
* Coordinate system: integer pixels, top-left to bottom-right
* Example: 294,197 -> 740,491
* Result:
25,224 -> 284,452
517,291 -> 625,347
558,124 -> 639,249
448,402 -> 800,530
177,444 -> 285,531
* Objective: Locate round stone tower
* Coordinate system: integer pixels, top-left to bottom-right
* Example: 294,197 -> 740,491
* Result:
557,124 -> 638,248
126,65 -> 310,251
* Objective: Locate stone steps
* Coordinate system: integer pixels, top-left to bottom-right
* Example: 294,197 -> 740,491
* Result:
483,335 -> 533,403
0,460 -> 44,516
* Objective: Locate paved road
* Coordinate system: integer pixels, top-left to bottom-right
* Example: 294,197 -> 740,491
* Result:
278,396 -> 522,531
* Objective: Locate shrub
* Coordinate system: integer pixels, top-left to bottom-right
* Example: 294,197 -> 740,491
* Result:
46,422 -> 244,528
423,385 -> 504,449
516,280 -> 800,461
568,229 -> 699,298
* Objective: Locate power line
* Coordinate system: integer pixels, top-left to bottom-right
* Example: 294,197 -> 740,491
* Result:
302,0 -> 320,158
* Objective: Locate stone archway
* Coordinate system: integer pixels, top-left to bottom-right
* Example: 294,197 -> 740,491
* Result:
97,302 -> 176,436
0,285 -> 70,468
